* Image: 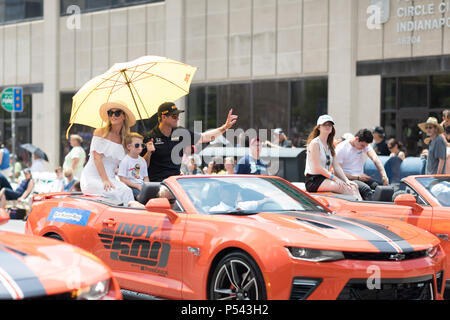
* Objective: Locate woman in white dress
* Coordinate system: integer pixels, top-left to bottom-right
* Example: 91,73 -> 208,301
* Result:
80,101 -> 139,207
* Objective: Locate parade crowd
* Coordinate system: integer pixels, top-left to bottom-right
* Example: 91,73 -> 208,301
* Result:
0,103 -> 448,209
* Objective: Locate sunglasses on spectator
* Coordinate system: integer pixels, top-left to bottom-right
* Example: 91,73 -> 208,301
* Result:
107,109 -> 124,117
326,155 -> 331,167
168,199 -> 176,204
132,143 -> 145,148
425,126 -> 435,130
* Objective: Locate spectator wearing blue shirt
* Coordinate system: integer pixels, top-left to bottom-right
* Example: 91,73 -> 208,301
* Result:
0,144 -> 11,178
235,138 -> 268,175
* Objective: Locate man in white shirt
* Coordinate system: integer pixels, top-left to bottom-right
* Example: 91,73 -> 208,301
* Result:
336,129 -> 389,200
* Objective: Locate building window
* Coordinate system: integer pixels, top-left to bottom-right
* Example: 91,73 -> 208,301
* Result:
187,78 -> 328,147
0,0 -> 43,24
381,74 -> 450,156
60,0 -> 164,15
60,93 -> 93,166
0,94 -> 32,167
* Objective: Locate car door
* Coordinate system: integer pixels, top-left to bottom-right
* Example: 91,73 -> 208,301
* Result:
92,204 -> 185,299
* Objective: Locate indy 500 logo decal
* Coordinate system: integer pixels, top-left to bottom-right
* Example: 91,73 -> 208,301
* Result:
98,223 -> 171,276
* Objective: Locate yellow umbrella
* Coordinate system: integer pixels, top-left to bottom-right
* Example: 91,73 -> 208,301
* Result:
67,55 -> 197,136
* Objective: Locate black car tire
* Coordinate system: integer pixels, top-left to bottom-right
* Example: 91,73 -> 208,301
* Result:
208,251 -> 267,300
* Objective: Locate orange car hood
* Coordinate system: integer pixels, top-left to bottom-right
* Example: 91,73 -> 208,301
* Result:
248,211 -> 437,253
0,231 -> 109,297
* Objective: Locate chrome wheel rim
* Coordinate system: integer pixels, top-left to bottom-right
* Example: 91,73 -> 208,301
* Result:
212,259 -> 259,300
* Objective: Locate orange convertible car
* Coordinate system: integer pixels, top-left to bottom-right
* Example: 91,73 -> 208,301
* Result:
26,175 -> 446,300
0,209 -> 121,299
311,175 -> 450,294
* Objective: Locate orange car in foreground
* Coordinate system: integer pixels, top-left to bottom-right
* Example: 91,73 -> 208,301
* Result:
26,175 -> 446,300
0,209 -> 121,300
311,175 -> 450,295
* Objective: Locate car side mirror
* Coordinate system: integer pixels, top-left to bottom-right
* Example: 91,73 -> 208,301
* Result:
0,209 -> 9,226
394,193 -> 423,214
145,198 -> 178,221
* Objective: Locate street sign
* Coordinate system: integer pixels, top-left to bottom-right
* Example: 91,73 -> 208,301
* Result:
1,87 -> 23,112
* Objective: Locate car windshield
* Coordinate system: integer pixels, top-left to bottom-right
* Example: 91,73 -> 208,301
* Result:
177,176 -> 328,215
416,176 -> 450,207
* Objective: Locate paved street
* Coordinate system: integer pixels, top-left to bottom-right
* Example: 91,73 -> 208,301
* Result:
0,219 -> 26,234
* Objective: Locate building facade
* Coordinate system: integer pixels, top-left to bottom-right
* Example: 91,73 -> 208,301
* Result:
0,0 -> 449,167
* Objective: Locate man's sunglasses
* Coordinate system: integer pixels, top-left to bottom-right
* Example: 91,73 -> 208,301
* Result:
133,143 -> 145,148
168,199 -> 176,204
164,114 -> 179,119
107,109 -> 124,117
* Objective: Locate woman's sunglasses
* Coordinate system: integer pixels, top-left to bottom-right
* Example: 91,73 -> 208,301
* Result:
326,155 -> 331,167
107,109 -> 124,117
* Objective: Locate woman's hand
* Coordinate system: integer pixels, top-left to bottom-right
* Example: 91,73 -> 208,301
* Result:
102,179 -> 115,191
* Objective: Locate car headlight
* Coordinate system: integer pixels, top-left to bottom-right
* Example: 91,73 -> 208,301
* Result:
286,247 -> 345,262
426,246 -> 439,258
72,280 -> 110,300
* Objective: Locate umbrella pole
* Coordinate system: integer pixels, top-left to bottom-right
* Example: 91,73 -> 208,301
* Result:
121,70 -> 147,133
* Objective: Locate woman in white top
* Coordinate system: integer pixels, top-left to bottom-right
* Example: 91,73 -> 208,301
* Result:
63,134 -> 86,180
80,101 -> 138,207
304,115 -> 361,200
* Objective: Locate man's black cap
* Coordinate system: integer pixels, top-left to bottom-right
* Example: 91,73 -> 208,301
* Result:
158,102 -> 185,116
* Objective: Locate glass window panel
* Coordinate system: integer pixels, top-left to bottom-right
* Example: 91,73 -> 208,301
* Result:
253,81 -> 289,133
5,0 -> 24,22
206,86 -> 217,130
86,0 -> 110,10
227,83 -> 251,131
380,112 -> 396,140
60,93 -> 93,166
398,76 -> 427,108
0,0 -> 5,23
61,0 -> 85,14
290,79 -> 327,147
24,0 -> 42,18
187,86 -> 206,131
382,77 -> 396,110
431,75 -> 450,110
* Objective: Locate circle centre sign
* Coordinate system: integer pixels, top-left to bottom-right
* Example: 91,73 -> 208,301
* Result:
1,87 -> 23,112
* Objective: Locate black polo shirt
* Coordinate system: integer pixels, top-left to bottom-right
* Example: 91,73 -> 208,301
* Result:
144,125 -> 201,182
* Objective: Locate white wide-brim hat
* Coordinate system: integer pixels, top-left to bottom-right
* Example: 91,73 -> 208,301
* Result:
99,101 -> 136,127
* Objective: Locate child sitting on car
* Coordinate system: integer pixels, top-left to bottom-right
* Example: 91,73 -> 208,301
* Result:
118,133 -> 150,200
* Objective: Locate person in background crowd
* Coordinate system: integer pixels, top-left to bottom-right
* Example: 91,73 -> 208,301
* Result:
441,109 -> 449,130
80,101 -> 138,207
143,102 -> 237,182
372,126 -> 390,156
304,115 -> 361,199
9,154 -> 22,182
63,134 -> 86,180
336,128 -> 389,200
235,138 -> 268,175
440,109 -> 450,148
0,169 -> 34,208
118,133 -> 150,200
30,154 -> 46,173
445,125 -> 450,174
50,166 -> 64,192
224,157 -> 235,174
207,156 -> 225,174
63,168 -> 77,192
0,143 -> 11,178
264,128 -> 293,148
181,156 -> 203,175
334,133 -> 355,146
180,145 -> 201,175
387,138 -> 406,160
418,117 -> 446,175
